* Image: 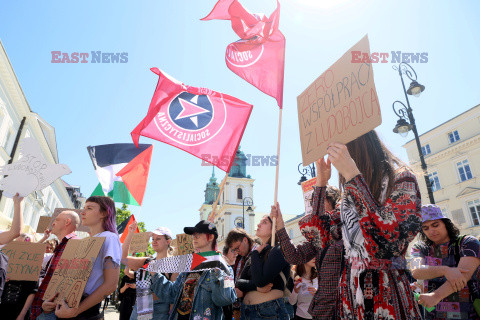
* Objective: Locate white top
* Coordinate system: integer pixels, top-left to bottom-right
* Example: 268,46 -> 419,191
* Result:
84,231 -> 122,295
288,276 -> 318,319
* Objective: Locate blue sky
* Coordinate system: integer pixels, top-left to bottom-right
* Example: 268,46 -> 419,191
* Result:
1,0 -> 479,236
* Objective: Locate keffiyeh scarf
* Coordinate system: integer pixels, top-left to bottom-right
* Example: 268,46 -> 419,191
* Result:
136,268 -> 154,320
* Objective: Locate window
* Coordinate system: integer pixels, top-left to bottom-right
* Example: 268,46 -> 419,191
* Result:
428,172 -> 441,191
448,130 -> 460,143
289,229 -> 294,238
457,159 -> 473,182
4,128 -> 15,154
467,199 -> 480,226
237,188 -> 243,200
421,144 -> 431,156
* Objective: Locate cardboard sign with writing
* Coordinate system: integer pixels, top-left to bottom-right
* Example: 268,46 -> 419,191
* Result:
36,216 -> 52,233
175,233 -> 193,256
297,35 -> 382,166
43,237 -> 105,308
1,242 -> 46,281
128,232 -> 151,254
52,208 -> 90,233
301,178 -> 317,216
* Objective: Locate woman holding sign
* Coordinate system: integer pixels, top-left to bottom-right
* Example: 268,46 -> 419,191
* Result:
272,131 -> 423,319
121,222 -> 177,320
50,196 -> 122,319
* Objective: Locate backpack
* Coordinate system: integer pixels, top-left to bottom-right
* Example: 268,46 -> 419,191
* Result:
0,251 -> 8,298
453,235 -> 480,316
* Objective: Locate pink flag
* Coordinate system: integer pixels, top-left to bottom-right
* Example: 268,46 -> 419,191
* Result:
131,68 -> 253,172
202,0 -> 285,108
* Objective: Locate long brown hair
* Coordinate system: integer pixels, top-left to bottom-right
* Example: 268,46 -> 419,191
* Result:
296,263 -> 317,283
340,130 -> 405,202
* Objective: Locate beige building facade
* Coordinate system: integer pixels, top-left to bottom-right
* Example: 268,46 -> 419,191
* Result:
403,104 -> 480,237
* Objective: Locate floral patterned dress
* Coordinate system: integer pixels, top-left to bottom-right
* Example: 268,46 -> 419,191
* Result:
299,169 -> 423,320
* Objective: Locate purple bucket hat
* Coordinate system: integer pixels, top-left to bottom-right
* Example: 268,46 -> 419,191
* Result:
421,204 -> 447,223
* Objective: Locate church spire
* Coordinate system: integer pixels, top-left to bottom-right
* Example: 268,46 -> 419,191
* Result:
204,166 -> 220,204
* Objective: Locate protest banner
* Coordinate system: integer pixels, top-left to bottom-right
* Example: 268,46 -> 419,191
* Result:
301,178 -> 317,216
297,35 -> 382,166
1,242 -> 46,281
36,216 -> 52,233
128,232 -> 151,254
52,208 -> 90,233
176,233 -> 194,256
43,237 -> 105,308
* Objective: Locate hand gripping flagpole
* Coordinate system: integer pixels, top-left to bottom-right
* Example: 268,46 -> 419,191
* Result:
208,173 -> 229,222
271,108 -> 282,246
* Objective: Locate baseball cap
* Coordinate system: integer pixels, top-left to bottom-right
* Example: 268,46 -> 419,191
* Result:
151,227 -> 173,239
421,204 -> 447,223
184,220 -> 218,236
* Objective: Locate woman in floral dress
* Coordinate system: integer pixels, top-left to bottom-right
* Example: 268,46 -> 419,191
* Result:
295,130 -> 423,320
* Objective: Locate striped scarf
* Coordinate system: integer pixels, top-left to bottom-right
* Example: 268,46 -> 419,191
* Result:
146,251 -> 231,275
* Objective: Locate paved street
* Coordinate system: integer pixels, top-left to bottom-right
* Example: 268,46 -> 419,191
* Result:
103,304 -> 120,320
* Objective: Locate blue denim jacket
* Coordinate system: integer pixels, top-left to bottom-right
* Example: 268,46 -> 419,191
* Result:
151,267 -> 236,320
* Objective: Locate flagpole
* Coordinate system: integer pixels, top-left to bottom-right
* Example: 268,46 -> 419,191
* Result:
208,172 -> 229,222
271,108 -> 282,246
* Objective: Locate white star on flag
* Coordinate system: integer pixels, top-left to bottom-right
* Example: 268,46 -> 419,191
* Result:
176,95 -> 210,127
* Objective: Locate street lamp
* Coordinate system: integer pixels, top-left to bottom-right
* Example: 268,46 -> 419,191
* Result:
242,197 -> 253,229
297,162 -> 316,185
391,62 -> 434,204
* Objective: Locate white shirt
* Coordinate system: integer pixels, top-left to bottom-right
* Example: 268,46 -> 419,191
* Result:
288,276 -> 318,319
84,231 -> 121,295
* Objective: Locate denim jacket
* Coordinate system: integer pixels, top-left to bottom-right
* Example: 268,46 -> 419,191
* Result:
151,267 -> 236,320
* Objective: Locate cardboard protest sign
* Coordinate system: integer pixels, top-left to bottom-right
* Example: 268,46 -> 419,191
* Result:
128,232 -> 151,254
0,137 -> 71,197
175,233 -> 194,256
36,216 -> 52,233
52,208 -> 90,233
43,237 -> 105,308
301,178 -> 317,216
1,242 -> 46,281
297,35 -> 382,166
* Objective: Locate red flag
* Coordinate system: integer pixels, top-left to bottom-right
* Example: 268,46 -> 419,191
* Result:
118,215 -> 140,243
202,0 -> 285,108
131,68 -> 253,172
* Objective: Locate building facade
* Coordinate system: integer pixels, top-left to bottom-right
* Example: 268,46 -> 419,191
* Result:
403,104 -> 480,237
0,38 -> 78,236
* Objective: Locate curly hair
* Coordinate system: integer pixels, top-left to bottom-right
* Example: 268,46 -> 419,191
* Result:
418,218 -> 460,246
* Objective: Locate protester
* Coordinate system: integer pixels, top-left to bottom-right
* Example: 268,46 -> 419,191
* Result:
271,186 -> 341,319
0,193 -> 23,248
410,204 -> 480,319
288,259 -> 317,320
280,131 -> 423,319
236,215 -> 291,320
118,267 -> 137,320
41,239 -> 57,271
150,220 -> 237,320
222,245 -> 238,320
44,196 -> 121,319
30,209 -> 80,319
122,222 -> 176,320
226,228 -> 257,320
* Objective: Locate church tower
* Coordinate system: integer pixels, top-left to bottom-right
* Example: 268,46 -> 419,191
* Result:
199,146 -> 255,247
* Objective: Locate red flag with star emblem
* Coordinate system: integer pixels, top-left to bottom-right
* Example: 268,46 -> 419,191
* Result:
202,0 -> 285,108
131,68 -> 253,172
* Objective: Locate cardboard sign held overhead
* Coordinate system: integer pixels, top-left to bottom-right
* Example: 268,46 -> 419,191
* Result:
297,35 -> 382,166
1,242 -> 46,281
301,178 -> 317,216
128,232 -> 151,254
52,208 -> 90,233
43,237 -> 105,308
36,216 -> 52,233
175,233 -> 194,256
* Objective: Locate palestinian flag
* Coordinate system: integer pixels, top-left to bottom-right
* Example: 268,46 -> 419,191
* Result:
117,215 -> 140,243
88,143 -> 153,206
146,251 -> 230,275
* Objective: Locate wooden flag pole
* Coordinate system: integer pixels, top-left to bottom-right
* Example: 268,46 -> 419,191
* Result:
271,108 -> 283,246
208,173 -> 229,222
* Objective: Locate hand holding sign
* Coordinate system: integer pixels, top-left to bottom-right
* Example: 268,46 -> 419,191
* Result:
0,138 -> 72,197
326,142 -> 360,182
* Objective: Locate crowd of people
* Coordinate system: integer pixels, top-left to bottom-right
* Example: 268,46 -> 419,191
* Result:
0,130 -> 479,320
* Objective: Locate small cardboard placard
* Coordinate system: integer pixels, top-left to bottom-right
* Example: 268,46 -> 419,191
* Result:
36,216 -> 52,233
128,232 -> 151,254
43,237 -> 105,308
301,178 -> 317,216
175,233 -> 193,256
52,208 -> 90,233
1,242 -> 46,281
297,35 -> 382,166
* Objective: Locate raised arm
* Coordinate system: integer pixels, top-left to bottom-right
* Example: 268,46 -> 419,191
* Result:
121,221 -> 149,270
0,193 -> 23,245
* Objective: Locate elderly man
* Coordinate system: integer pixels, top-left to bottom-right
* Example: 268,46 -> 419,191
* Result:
30,210 -> 81,320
